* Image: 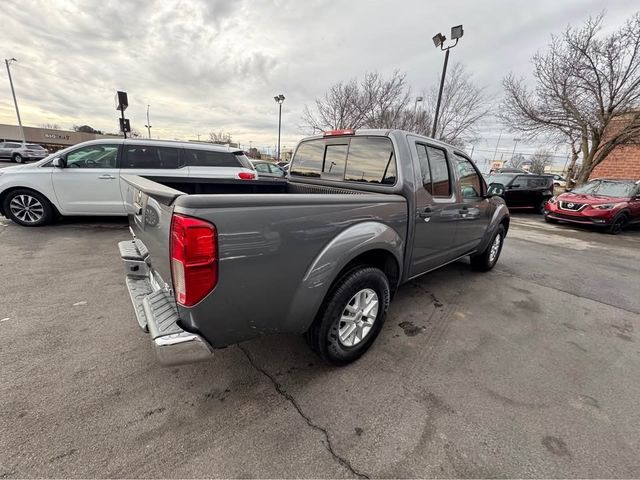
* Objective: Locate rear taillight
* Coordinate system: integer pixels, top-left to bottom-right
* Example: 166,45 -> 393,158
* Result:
170,214 -> 218,307
238,171 -> 256,180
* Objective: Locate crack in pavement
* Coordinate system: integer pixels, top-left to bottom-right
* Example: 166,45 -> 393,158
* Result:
237,344 -> 369,479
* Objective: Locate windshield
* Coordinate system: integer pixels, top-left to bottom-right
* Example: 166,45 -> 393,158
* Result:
487,174 -> 515,185
571,180 -> 636,198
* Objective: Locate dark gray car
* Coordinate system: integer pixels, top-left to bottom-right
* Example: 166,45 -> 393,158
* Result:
118,129 -> 509,366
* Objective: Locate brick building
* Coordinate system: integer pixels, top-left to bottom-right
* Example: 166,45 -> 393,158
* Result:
589,143 -> 640,179
589,113 -> 640,180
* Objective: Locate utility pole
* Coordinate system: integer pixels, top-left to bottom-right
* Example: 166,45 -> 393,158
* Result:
4,58 -> 25,144
492,131 -> 502,160
144,104 -> 152,138
274,94 -> 285,161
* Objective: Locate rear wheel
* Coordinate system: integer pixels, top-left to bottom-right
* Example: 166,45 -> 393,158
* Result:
538,199 -> 548,214
3,189 -> 54,226
13,154 -> 23,164
470,225 -> 505,272
305,266 -> 390,365
607,214 -> 627,235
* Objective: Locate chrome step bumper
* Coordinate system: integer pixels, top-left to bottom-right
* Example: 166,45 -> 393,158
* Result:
118,240 -> 214,366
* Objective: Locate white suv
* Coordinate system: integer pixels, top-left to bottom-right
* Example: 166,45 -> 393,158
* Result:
0,139 -> 257,226
0,142 -> 49,163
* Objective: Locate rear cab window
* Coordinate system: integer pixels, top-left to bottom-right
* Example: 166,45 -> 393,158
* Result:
290,136 -> 396,185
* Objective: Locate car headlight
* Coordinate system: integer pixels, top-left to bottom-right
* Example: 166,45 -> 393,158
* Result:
548,196 -> 557,204
594,203 -> 623,210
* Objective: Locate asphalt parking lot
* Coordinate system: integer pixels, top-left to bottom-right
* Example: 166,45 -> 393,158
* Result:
1,207 -> 639,478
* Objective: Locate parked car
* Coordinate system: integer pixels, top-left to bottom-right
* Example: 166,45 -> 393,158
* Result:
544,178 -> 640,234
250,159 -> 286,178
486,172 -> 554,213
118,128 -> 509,366
0,142 -> 49,163
552,174 -> 568,188
491,167 -> 530,174
0,139 -> 260,226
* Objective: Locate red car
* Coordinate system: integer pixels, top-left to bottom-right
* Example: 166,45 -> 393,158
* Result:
544,178 -> 640,234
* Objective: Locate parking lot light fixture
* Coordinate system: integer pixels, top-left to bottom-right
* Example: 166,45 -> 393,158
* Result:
274,94 -> 285,161
431,25 -> 463,139
4,58 -> 25,145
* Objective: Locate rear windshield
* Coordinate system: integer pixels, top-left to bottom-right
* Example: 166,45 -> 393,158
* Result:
290,136 -> 396,185
571,180 -> 636,197
183,149 -> 251,169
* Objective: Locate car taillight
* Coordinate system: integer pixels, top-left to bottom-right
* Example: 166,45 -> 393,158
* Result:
170,214 -> 218,307
238,171 -> 256,180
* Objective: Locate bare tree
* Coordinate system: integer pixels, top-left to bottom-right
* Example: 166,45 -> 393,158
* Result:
509,153 -> 526,168
501,13 -> 640,186
529,149 -> 553,174
423,63 -> 490,145
209,131 -> 233,144
302,66 -> 488,145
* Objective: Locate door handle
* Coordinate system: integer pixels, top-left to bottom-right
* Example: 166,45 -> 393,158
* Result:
458,206 -> 469,214
98,174 -> 116,180
417,206 -> 433,218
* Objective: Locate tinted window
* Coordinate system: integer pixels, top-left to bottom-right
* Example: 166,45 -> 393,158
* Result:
185,150 -> 239,167
454,153 -> 482,198
291,141 -> 324,177
344,137 -> 396,184
324,144 -> 348,179
416,144 -> 431,187
425,146 -> 451,196
123,146 -> 180,169
525,176 -> 548,188
254,162 -> 270,173
66,144 -> 118,168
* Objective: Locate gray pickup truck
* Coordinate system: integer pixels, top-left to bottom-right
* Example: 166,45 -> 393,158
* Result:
119,129 -> 509,366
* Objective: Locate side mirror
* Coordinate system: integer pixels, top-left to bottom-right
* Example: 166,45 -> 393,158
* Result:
486,182 -> 505,197
51,157 -> 64,168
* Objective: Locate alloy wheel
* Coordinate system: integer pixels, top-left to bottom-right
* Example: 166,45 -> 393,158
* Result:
489,233 -> 502,264
9,194 -> 44,224
338,288 -> 379,347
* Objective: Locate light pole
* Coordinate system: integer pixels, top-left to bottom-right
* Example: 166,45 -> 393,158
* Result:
274,94 -> 285,161
511,137 -> 521,164
431,25 -> 464,139
144,104 -> 152,138
4,58 -> 25,144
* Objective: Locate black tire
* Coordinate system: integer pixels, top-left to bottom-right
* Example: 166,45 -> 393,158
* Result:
607,214 -> 627,235
305,266 -> 390,366
538,199 -> 548,214
13,154 -> 23,164
2,189 -> 54,226
470,224 -> 505,272
544,215 -> 558,224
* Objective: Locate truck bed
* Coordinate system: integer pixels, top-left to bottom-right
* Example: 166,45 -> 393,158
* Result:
122,174 -> 408,352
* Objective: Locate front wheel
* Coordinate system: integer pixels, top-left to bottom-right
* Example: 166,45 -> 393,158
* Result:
470,225 -> 505,272
2,189 -> 54,226
607,214 -> 627,235
305,266 -> 390,365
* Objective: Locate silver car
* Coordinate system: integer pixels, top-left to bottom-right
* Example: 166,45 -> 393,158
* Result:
0,142 -> 49,163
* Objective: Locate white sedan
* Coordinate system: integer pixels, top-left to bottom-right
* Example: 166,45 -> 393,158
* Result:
0,139 -> 256,226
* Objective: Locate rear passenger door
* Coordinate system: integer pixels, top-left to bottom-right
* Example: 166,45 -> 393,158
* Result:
118,144 -> 187,212
504,175 -> 529,206
408,140 -> 461,277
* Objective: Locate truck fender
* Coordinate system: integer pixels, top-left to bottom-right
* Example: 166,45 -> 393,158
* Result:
477,202 -> 510,253
284,221 -> 404,333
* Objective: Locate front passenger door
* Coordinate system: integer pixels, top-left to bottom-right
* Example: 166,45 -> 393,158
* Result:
452,153 -> 491,252
51,144 -> 124,214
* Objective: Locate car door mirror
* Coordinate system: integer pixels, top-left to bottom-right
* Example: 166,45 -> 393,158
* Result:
486,183 -> 505,197
51,157 -> 65,168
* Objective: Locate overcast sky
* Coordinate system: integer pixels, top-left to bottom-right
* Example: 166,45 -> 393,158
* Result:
0,0 -> 635,161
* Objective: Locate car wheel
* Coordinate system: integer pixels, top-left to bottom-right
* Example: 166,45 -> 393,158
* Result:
538,199 -> 548,214
470,224 -> 505,272
13,154 -> 23,164
305,266 -> 390,366
607,214 -> 627,235
2,189 -> 54,226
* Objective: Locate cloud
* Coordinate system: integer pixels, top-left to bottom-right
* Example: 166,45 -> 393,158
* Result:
0,0 -> 636,150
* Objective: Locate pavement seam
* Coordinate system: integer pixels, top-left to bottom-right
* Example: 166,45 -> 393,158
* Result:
237,344 -> 370,479
493,268 -> 640,316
